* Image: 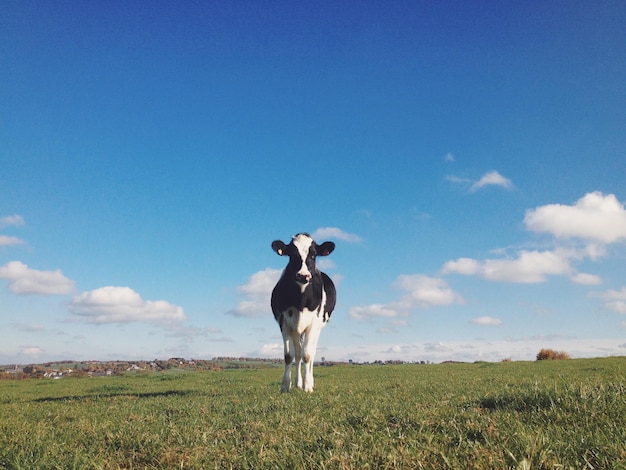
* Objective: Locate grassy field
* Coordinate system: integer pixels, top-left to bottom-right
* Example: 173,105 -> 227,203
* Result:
1,357 -> 625,469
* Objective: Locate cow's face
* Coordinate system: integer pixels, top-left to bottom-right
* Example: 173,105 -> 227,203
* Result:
272,233 -> 335,286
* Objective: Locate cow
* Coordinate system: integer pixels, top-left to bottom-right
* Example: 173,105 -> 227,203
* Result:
271,233 -> 336,392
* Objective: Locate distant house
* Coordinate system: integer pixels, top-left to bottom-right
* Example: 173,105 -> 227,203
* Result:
44,370 -> 64,379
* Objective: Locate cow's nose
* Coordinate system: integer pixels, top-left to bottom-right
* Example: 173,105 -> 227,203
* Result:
296,273 -> 311,284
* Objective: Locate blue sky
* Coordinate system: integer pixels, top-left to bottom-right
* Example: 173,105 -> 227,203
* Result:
2,1 -> 625,364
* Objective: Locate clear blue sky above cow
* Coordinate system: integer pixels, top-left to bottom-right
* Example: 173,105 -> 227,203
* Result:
1,2 -> 626,364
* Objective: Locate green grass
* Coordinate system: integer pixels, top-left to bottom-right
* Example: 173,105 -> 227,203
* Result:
1,357 -> 625,469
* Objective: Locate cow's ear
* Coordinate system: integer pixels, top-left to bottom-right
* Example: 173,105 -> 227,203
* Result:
272,240 -> 288,256
317,241 -> 335,256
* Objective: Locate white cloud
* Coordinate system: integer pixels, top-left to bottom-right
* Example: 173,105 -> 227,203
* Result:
0,261 -> 75,295
447,170 -> 513,192
446,175 -> 472,184
470,171 -> 514,192
311,227 -> 362,243
582,243 -> 607,261
316,259 -> 336,271
255,343 -> 283,357
350,275 -> 464,321
14,323 -> 46,332
330,272 -> 344,286
394,274 -> 465,308
442,192 -> 626,286
600,287 -> 626,301
70,286 -> 186,325
0,235 -> 24,247
444,152 -> 456,162
0,215 -> 25,227
424,342 -> 452,353
608,302 -> 626,314
349,304 -> 401,321
471,316 -> 502,326
441,257 -> 481,275
385,344 -> 407,354
442,249 -> 573,283
592,287 -> 626,314
238,268 -> 281,298
525,192 -> 626,244
326,337 -> 626,363
571,272 -> 602,285
227,268 -> 282,317
19,346 -> 44,357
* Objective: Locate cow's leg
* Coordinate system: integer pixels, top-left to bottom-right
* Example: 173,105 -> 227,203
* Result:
281,328 -> 294,392
302,327 -> 322,392
294,333 -> 304,389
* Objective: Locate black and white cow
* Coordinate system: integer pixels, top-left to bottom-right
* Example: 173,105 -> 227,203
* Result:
271,233 -> 336,392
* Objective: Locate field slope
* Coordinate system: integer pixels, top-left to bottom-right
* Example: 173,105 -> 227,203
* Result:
1,357 -> 625,469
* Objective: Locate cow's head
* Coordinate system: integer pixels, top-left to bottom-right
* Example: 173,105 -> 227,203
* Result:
272,233 -> 335,286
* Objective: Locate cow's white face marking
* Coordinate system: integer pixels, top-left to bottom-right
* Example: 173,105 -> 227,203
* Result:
292,234 -> 314,285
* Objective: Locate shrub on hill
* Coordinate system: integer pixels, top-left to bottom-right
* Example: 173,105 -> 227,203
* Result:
536,348 -> 570,360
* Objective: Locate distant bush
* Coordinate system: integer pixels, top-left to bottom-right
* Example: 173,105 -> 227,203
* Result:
536,348 -> 570,361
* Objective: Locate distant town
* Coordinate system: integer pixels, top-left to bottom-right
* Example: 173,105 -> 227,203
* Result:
1,357 -> 425,380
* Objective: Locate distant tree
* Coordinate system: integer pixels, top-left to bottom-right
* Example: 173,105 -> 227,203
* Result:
536,348 -> 570,360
